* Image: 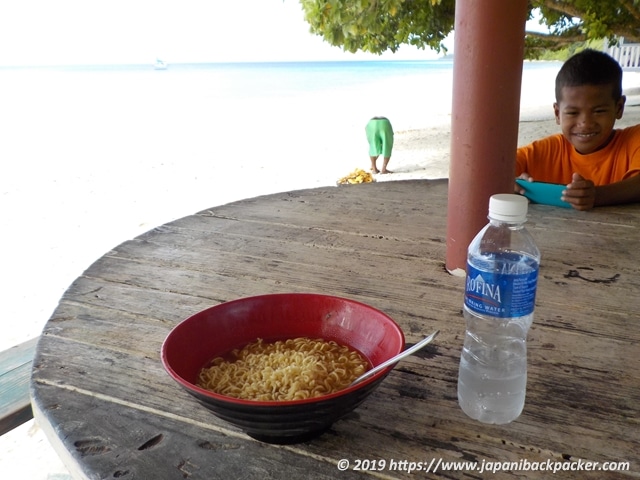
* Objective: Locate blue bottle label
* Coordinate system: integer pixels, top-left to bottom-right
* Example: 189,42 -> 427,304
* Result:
464,262 -> 539,318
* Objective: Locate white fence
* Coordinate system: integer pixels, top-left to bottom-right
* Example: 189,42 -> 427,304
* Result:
604,40 -> 640,70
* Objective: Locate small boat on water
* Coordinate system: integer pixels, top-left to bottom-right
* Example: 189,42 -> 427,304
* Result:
154,58 -> 168,70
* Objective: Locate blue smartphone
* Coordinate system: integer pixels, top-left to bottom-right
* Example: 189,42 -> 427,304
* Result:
516,179 -> 571,208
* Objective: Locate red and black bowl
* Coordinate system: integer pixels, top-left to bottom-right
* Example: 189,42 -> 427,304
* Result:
161,293 -> 405,444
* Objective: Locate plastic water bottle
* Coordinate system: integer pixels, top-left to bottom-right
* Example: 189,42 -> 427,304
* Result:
457,194 -> 540,424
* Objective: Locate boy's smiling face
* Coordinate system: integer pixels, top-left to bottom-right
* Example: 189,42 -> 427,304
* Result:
554,84 -> 625,155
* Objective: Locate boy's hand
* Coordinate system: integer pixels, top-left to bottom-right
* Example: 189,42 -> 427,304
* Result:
515,173 -> 533,194
562,173 -> 596,210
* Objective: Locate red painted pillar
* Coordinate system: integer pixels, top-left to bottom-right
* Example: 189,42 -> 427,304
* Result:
445,0 -> 528,275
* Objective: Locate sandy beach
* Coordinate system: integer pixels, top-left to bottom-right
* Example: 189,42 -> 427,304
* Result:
2,65 -> 640,479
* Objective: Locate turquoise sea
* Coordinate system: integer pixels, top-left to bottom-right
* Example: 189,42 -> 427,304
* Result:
2,59 -> 457,97
1,59 -> 459,132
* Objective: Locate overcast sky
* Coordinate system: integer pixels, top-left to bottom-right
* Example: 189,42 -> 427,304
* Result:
0,0 -> 454,66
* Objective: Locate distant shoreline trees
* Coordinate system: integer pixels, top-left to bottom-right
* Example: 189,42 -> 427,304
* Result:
298,0 -> 640,59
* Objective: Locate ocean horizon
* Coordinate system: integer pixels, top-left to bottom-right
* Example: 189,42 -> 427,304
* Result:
1,59 -> 563,130
0,57 -> 456,70
0,59 -> 458,107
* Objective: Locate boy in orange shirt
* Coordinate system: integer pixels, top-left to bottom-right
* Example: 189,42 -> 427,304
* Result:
516,49 -> 640,210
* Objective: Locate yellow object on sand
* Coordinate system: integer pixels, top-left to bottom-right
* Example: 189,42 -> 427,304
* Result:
337,168 -> 375,185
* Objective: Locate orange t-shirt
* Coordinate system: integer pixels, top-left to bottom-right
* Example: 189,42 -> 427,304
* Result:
516,124 -> 640,185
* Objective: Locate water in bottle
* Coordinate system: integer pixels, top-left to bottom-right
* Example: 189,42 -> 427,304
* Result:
457,194 -> 540,424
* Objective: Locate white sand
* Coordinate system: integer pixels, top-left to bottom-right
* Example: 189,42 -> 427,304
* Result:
1,66 -> 639,479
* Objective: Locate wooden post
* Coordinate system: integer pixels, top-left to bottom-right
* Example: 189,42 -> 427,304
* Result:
445,0 -> 528,275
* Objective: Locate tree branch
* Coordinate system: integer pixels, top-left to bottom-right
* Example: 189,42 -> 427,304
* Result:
532,0 -> 640,43
619,0 -> 640,23
616,0 -> 640,41
525,31 -> 586,44
535,0 -> 585,19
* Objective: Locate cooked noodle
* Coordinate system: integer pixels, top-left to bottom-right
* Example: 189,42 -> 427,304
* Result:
197,337 -> 369,401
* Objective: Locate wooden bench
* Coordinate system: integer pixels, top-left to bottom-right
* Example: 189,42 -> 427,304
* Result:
0,337 -> 38,435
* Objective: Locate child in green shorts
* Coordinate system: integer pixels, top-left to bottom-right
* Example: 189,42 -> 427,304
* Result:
365,117 -> 394,174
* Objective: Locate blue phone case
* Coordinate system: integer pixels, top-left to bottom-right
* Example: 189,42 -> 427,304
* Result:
516,179 -> 571,208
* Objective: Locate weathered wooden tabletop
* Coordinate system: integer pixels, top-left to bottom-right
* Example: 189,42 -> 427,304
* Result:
31,179 -> 639,479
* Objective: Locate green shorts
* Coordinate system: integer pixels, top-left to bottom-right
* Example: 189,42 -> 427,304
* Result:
365,117 -> 394,157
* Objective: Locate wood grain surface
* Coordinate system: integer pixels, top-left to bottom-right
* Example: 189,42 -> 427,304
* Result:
31,180 -> 639,479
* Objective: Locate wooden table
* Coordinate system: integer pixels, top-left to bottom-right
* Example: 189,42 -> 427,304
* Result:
30,179 -> 639,479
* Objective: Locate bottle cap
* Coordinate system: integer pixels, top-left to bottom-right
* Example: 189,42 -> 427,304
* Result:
488,194 -> 528,222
